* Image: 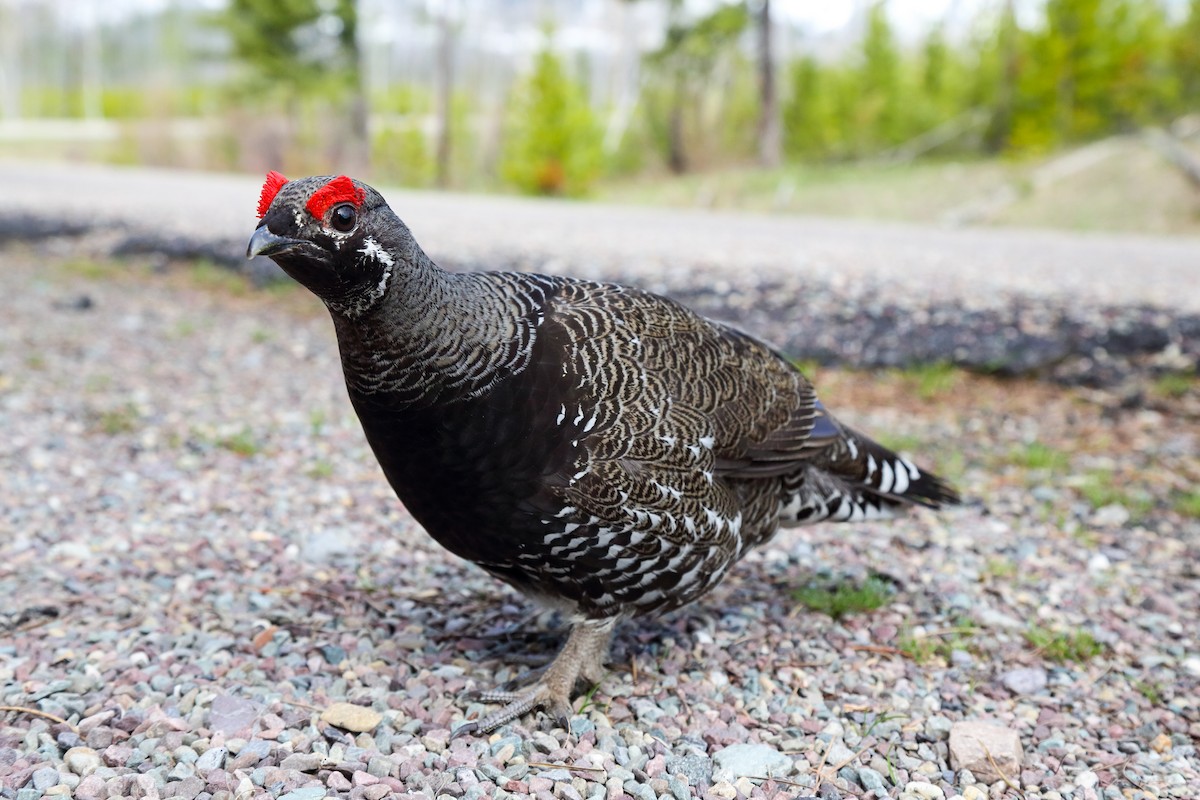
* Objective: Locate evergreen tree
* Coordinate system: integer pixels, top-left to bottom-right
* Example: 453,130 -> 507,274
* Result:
500,42 -> 604,196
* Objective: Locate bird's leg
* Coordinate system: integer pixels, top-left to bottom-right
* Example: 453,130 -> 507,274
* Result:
454,617 -> 615,737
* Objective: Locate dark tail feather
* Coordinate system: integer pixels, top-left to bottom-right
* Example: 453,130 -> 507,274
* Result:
835,429 -> 960,510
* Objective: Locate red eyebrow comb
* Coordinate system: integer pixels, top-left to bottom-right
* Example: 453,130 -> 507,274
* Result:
256,171 -> 288,218
306,175 -> 365,219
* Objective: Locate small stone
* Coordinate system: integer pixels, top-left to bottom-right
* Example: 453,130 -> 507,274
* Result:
712,743 -> 792,781
277,789 -> 327,800
31,767 -> 60,790
948,721 -> 1022,785
900,781 -> 945,800
1150,733 -> 1173,753
421,730 -> 450,753
665,754 -> 712,785
362,786 -> 389,800
63,747 -> 101,776
209,695 -> 260,735
961,787 -> 987,800
73,775 -> 106,800
320,702 -> 382,733
196,746 -> 227,772
709,779 -> 738,800
857,766 -> 886,793
366,756 -> 392,778
1075,770 -> 1098,789
1089,505 -> 1129,527
279,753 -> 323,772
925,716 -> 954,741
327,771 -> 352,791
825,738 -> 856,766
666,776 -> 690,800
1000,667 -> 1047,695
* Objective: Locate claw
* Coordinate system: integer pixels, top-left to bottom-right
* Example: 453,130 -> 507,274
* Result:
453,618 -> 615,736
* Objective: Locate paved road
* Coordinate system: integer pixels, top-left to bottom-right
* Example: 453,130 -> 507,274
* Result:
2,160 -> 1198,311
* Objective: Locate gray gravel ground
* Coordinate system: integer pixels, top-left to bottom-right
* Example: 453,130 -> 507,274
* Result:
1,243 -> 1198,800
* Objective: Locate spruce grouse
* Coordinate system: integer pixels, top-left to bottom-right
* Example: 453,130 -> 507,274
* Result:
248,173 -> 960,735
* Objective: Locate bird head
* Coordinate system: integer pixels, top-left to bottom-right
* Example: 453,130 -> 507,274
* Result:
247,172 -> 404,316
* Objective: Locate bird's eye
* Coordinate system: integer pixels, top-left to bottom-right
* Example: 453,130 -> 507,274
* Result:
330,204 -> 357,233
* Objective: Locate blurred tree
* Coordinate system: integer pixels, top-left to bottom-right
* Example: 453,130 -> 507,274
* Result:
857,1 -> 903,151
644,1 -> 749,172
500,39 -> 604,196
756,0 -> 781,167
220,0 -> 367,171
1175,0 -> 1200,111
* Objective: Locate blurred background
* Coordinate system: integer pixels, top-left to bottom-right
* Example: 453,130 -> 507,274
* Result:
2,0 -> 1199,233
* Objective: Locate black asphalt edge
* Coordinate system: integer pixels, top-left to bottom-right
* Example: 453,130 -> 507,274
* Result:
4,212 -> 1196,391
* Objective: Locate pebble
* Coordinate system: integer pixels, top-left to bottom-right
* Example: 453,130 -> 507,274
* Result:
1000,667 -> 1048,695
320,702 -> 382,733
900,781 -> 945,800
196,746 -> 227,772
857,766 -> 887,793
62,747 -> 101,776
711,743 -> 792,781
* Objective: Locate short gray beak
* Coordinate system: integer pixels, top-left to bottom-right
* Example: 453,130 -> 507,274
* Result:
247,225 -> 303,259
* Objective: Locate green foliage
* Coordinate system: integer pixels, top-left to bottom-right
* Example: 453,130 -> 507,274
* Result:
1025,624 -> 1104,662
221,0 -> 359,101
777,0 -> 1195,163
373,125 -> 434,188
500,42 -> 604,196
1009,441 -> 1070,471
793,575 -> 893,620
642,2 -> 751,171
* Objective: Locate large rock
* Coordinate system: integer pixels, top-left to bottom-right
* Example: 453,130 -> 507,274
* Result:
948,721 -> 1023,784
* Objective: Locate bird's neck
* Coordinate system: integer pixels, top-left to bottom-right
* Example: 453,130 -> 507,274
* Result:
329,256 -> 547,410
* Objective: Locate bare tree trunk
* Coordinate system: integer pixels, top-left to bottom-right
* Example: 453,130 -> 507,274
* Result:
667,70 -> 687,174
81,7 -> 102,119
756,0 -> 781,167
985,0 -> 1017,153
435,9 -> 456,189
0,1 -> 20,119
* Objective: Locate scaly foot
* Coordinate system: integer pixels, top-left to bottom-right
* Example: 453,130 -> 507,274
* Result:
453,617 -> 615,737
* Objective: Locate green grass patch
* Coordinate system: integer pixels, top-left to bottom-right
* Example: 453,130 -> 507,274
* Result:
218,428 -> 262,457
307,460 -> 334,479
898,618 -> 980,663
980,557 -> 1018,581
895,361 -> 960,401
1152,371 -> 1196,399
1172,490 -> 1200,519
188,261 -> 253,296
94,404 -> 139,435
1008,441 -> 1070,471
1133,679 -> 1165,706
793,575 -> 893,620
1078,469 -> 1154,519
60,258 -> 123,280
1024,625 -> 1104,663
